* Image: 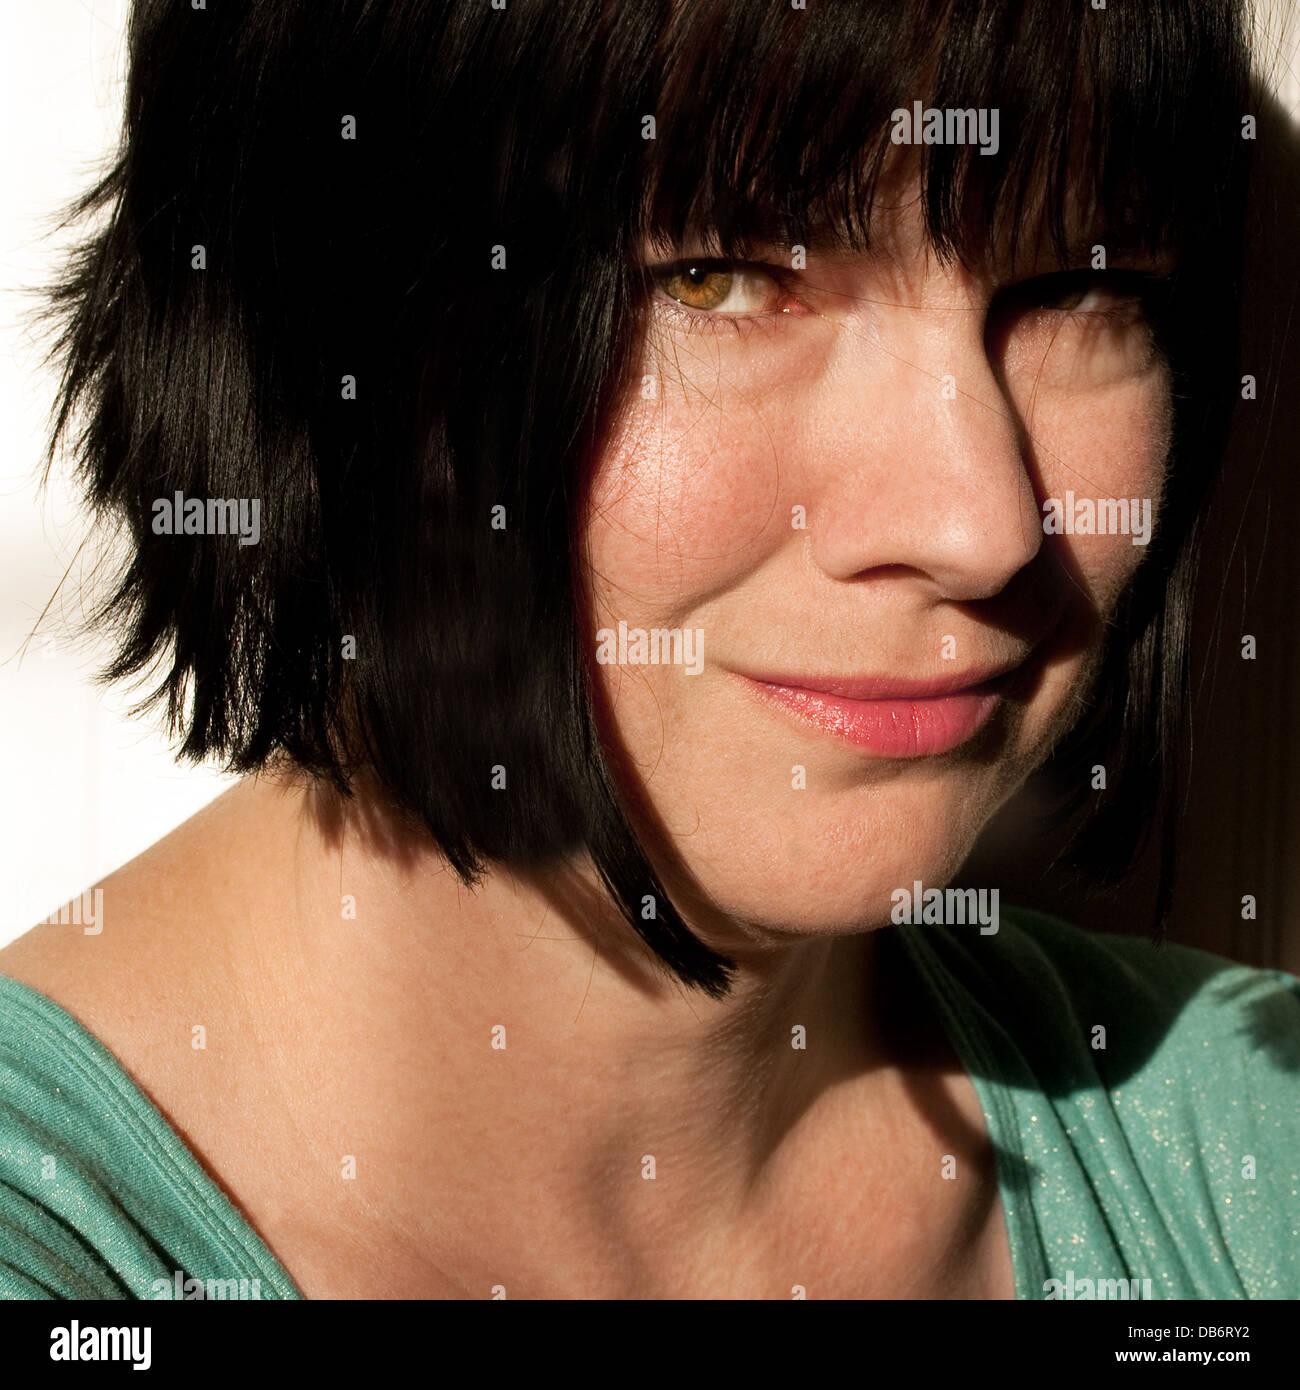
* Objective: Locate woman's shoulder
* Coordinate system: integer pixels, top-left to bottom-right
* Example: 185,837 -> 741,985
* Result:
898,907 -> 1300,1298
0,786 -> 302,1299
0,972 -> 131,1297
903,903 -> 1299,1043
995,905 -> 1300,1058
0,806 -> 238,1175
915,903 -> 1300,1107
0,778 -> 291,1130
0,971 -> 298,1300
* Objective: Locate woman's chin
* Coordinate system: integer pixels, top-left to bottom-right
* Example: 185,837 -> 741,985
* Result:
673,838 -> 989,942
636,764 -> 1007,938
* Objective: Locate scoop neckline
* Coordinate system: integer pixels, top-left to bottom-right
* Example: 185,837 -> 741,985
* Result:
3,923 -> 1041,1302
0,971 -> 304,1300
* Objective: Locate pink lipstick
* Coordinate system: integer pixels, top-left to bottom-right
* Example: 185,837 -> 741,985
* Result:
736,667 -> 1013,758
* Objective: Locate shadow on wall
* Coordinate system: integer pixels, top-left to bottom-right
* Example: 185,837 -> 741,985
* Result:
965,89 -> 1300,975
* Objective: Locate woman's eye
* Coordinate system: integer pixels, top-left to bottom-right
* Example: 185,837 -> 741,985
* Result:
1033,282 -> 1113,314
654,262 -> 782,314
985,269 -> 1170,388
1046,284 -> 1090,311
1004,270 -> 1162,317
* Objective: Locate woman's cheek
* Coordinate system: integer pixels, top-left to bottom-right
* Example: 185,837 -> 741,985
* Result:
585,349 -> 810,614
1013,362 -> 1174,611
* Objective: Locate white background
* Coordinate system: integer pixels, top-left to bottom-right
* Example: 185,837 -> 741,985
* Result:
2,0 -> 1298,946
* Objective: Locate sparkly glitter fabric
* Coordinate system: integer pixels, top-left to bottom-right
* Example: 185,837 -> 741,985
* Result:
896,908 -> 1300,1299
0,976 -> 300,1299
0,912 -> 1296,1301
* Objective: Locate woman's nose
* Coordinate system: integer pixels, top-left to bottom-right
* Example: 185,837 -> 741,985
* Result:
804,311 -> 1044,602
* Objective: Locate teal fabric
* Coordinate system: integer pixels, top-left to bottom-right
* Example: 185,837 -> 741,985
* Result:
894,908 -> 1300,1299
0,975 -> 300,1300
0,906 -> 1296,1300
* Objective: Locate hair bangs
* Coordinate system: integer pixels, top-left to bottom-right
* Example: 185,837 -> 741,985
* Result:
635,0 -> 1249,273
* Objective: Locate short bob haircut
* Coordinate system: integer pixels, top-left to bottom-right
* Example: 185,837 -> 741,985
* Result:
41,0 -> 1254,997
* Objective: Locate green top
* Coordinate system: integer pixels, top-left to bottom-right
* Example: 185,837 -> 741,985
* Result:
0,906 -> 1296,1300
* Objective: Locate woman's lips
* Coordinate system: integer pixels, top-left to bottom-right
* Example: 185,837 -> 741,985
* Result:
735,668 -> 1014,757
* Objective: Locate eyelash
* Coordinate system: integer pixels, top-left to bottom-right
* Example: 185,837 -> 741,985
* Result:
646,260 -> 1170,337
994,270 -> 1169,322
646,258 -> 795,336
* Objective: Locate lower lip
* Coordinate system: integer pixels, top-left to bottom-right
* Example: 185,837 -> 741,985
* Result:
740,679 -> 1003,757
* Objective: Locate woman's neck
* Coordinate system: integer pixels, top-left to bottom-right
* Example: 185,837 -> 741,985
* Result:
213,772 -> 1000,1296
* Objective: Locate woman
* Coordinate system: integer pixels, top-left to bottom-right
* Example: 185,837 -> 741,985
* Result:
1,0 -> 1294,1301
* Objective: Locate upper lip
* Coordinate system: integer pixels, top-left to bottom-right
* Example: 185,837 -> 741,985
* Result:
737,661 -> 1024,700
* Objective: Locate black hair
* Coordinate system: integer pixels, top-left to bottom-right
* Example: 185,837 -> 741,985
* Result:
38,0 -> 1255,997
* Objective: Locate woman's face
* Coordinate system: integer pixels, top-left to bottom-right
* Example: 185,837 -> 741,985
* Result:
581,177 -> 1172,942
